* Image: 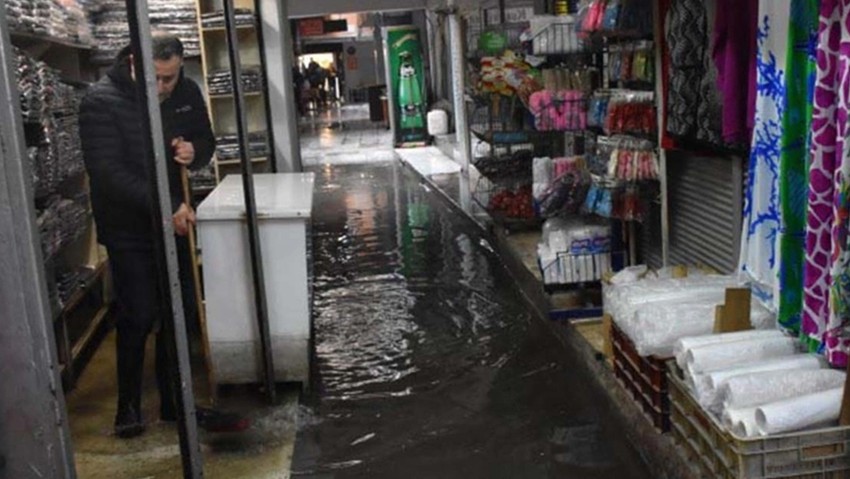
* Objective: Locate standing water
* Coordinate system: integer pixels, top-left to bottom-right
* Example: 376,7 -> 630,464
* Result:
292,162 -> 651,478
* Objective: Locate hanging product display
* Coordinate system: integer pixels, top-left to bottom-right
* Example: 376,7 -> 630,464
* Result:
713,0 -> 759,146
804,0 -> 850,366
608,42 -> 654,84
664,0 -> 709,139
777,0 -> 819,334
738,1 -> 791,312
384,26 -> 428,146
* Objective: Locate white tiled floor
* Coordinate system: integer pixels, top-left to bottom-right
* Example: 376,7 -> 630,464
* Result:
299,104 -> 395,167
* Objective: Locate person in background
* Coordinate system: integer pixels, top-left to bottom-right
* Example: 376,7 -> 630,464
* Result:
79,33 -> 246,439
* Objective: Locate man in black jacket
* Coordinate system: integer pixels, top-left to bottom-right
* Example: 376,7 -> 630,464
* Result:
80,33 -> 215,438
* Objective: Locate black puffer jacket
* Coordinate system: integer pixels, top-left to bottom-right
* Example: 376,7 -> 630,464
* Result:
79,49 -> 215,248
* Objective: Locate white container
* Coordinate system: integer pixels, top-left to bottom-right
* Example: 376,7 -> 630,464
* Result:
197,173 -> 315,385
427,109 -> 449,136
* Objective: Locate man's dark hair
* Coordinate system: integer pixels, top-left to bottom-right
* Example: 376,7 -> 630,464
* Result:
152,32 -> 184,61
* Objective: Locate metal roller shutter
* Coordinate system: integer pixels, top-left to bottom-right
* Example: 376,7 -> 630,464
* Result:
666,151 -> 743,273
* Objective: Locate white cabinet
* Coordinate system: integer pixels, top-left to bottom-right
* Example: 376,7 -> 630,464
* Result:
197,173 -> 314,385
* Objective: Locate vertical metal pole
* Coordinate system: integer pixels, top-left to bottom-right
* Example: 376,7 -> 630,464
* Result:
223,0 -> 277,403
381,26 -> 398,144
0,6 -> 76,477
447,1 -> 471,174
124,1 -> 203,476
257,0 -> 302,173
253,0 -> 277,172
653,0 -> 670,267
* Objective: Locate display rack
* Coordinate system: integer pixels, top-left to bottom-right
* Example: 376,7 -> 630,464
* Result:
10,28 -> 110,390
194,0 -> 272,188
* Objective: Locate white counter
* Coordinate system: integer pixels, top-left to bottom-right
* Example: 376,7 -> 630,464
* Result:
197,173 -> 314,386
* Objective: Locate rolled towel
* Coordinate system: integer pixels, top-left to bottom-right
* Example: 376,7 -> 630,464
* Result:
686,337 -> 798,377
720,369 -> 845,411
723,407 -> 759,438
674,330 -> 785,370
755,388 -> 844,436
690,355 -> 825,410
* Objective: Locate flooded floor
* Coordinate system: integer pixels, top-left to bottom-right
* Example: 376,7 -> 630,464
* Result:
292,161 -> 651,478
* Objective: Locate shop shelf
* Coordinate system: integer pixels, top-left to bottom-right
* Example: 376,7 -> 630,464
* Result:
668,361 -> 850,479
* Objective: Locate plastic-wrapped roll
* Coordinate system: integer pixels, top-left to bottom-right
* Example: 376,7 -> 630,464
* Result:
720,369 -> 845,411
722,407 -> 759,438
690,354 -> 825,409
686,337 -> 798,377
755,388 -> 844,436
674,330 -> 785,369
632,301 -> 777,358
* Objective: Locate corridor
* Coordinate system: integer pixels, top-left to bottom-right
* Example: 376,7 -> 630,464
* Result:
291,160 -> 651,478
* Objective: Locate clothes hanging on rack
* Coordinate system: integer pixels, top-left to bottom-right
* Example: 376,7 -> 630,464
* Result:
713,0 -> 759,146
777,0 -> 819,334
665,0 -> 708,138
739,1 -> 791,315
695,0 -> 723,145
804,0 -> 850,366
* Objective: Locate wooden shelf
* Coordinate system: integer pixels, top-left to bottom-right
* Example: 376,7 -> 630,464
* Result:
202,24 -> 256,33
70,303 -> 110,364
216,156 -> 267,166
10,31 -> 93,51
55,260 -> 108,321
209,91 -> 264,100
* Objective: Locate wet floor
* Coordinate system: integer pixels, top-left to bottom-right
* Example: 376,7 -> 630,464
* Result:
292,161 -> 651,478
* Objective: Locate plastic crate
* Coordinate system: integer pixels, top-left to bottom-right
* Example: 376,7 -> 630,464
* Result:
667,361 -> 850,479
611,322 -> 670,432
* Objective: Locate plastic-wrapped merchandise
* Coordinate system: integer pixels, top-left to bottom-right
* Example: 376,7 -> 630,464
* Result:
685,336 -> 799,377
629,299 -> 776,357
755,388 -> 844,436
674,330 -> 787,370
607,264 -> 648,285
606,274 -> 746,340
691,355 -> 826,412
538,217 -> 612,285
532,156 -> 553,201
90,0 -> 200,64
719,369 -> 845,412
200,9 -> 255,29
207,68 -> 264,95
536,161 -> 591,217
215,131 -> 269,160
722,407 -> 759,438
14,48 -> 85,197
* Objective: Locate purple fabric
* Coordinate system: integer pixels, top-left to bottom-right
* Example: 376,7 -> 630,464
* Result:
804,0 -> 850,367
713,0 -> 760,145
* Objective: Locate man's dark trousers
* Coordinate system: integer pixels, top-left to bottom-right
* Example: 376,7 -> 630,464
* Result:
108,237 -> 196,417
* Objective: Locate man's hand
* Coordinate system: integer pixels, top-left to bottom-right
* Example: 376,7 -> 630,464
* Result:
172,137 -> 195,166
173,202 -> 196,236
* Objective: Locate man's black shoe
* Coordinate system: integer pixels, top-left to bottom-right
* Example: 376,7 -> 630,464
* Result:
114,404 -> 145,439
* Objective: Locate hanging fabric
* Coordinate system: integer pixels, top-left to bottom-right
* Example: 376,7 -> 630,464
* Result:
777,0 -> 819,333
713,0 -> 759,147
695,0 -> 723,146
805,0 -> 850,366
665,0 -> 708,138
739,1 -> 791,311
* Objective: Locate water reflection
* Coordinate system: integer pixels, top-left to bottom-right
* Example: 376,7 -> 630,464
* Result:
293,162 -> 650,478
